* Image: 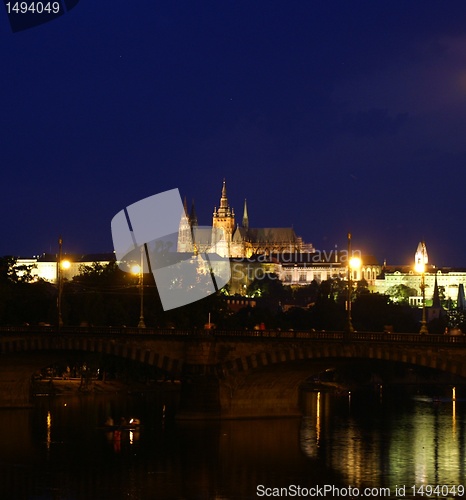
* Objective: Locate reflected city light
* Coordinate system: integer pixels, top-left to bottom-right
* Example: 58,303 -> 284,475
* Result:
316,392 -> 321,446
46,411 -> 51,451
299,393 -> 464,490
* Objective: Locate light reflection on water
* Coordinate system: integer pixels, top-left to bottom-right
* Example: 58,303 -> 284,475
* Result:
0,391 -> 463,499
300,391 -> 466,497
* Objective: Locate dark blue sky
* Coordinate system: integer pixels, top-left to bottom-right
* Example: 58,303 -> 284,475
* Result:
2,1 -> 466,266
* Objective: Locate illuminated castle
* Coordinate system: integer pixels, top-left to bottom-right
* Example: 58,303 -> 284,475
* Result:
178,179 -> 313,258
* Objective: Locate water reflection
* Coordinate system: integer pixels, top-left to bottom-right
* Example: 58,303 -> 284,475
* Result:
300,391 -> 466,491
46,410 -> 51,452
0,391 -> 464,499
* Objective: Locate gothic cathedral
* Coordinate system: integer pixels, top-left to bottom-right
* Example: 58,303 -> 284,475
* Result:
178,180 -> 312,258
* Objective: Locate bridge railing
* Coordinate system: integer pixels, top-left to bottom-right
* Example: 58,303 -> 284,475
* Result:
0,325 -> 192,337
211,329 -> 466,344
0,326 -> 465,345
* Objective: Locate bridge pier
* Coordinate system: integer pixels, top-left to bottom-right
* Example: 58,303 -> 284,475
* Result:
218,381 -> 302,419
177,361 -> 305,420
177,374 -> 222,419
176,372 -> 302,419
0,358 -> 34,408
176,338 -> 222,419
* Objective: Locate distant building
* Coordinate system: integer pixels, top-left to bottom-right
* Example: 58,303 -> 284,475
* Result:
276,252 -> 381,288
375,242 -> 466,304
16,253 -> 115,283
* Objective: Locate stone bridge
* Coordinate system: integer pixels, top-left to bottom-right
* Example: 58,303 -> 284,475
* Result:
1,326 -> 465,418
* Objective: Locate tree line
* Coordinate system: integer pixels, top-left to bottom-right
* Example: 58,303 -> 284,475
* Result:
0,257 -> 460,333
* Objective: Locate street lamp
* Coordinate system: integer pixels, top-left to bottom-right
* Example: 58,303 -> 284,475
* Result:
345,233 -> 361,333
415,260 -> 428,334
57,237 -> 70,328
132,247 -> 146,329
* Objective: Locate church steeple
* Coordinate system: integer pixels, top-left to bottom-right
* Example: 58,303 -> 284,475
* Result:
189,199 -> 198,227
216,178 -> 233,216
221,179 -> 227,207
242,198 -> 249,229
431,273 -> 441,308
415,241 -> 428,267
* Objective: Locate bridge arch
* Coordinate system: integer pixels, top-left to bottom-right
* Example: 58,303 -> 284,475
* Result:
0,333 -> 185,407
0,334 -> 184,375
1,328 -> 466,418
211,340 -> 466,419
219,342 -> 466,379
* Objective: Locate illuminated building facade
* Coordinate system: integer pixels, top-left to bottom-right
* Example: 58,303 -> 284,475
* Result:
16,253 -> 115,283
375,242 -> 466,304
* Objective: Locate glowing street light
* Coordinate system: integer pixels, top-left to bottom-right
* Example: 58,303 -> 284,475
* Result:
414,241 -> 428,334
349,256 -> 362,273
345,233 -> 361,334
57,237 -> 70,328
415,261 -> 428,334
132,247 -> 146,329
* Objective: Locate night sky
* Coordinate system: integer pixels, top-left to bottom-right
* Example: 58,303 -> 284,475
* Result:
2,1 -> 466,267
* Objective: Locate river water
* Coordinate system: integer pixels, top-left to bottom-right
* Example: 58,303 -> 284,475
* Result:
0,389 -> 464,499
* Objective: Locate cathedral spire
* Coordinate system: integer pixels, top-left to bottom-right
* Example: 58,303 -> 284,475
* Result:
189,199 -> 198,227
220,178 -> 229,210
242,198 -> 249,229
431,273 -> 441,308
177,195 -> 193,253
215,179 -> 234,217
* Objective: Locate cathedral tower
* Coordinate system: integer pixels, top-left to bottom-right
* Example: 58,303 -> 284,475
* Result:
177,197 -> 193,253
212,179 -> 235,244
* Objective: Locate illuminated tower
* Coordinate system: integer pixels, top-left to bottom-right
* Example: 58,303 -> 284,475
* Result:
415,241 -> 428,267
212,179 -> 235,242
212,180 -> 235,257
177,197 -> 193,253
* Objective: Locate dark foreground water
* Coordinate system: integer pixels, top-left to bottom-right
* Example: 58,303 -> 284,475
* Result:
0,389 -> 464,499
